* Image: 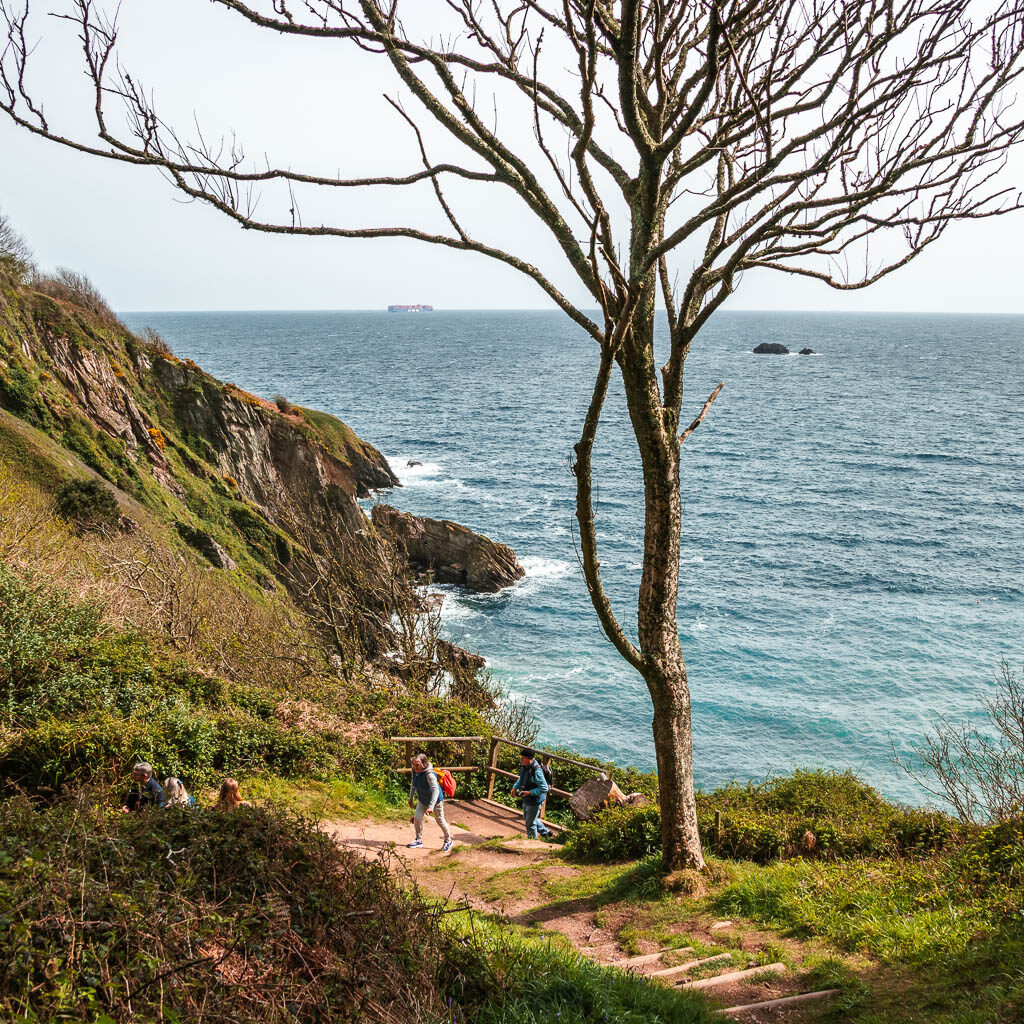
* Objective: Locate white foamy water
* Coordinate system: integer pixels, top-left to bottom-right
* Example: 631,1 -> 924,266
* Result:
387,456 -> 471,493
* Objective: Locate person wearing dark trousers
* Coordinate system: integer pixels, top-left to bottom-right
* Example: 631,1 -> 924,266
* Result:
511,747 -> 550,839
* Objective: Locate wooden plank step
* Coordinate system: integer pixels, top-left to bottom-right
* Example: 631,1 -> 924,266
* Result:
718,988 -> 842,1015
609,947 -> 694,969
651,953 -> 732,979
682,962 -> 787,990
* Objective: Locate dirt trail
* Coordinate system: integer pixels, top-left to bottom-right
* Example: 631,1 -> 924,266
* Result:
326,800 -> 848,1022
326,798 -> 529,860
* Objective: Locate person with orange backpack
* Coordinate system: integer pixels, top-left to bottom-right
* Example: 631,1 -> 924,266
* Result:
408,752 -> 454,852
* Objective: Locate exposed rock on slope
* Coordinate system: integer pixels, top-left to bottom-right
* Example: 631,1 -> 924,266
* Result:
0,282 -> 398,575
372,504 -> 525,593
149,357 -> 397,530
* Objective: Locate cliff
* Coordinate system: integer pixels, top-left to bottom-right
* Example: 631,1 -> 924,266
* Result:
0,279 -> 397,578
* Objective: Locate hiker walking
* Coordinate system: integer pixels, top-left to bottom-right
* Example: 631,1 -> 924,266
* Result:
536,759 -> 554,838
408,752 -> 453,852
511,747 -> 549,839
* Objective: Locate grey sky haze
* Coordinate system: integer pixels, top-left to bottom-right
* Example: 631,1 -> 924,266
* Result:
1,0 -> 1022,314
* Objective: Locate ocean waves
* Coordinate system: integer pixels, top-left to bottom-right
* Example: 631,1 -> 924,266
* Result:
125,308 -> 1024,806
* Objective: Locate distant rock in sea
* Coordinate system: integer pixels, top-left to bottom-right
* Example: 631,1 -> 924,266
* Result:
407,459 -> 423,467
753,342 -> 790,355
799,347 -> 816,355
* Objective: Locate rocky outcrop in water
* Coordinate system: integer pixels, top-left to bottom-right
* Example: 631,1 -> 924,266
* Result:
371,504 -> 525,593
753,342 -> 790,355
799,347 -> 816,355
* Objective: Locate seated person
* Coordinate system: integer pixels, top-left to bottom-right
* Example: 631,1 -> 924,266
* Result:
163,777 -> 197,809
214,778 -> 251,811
122,762 -> 165,812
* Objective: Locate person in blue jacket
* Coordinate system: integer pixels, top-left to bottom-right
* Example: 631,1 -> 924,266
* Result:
121,762 -> 165,812
511,747 -> 550,839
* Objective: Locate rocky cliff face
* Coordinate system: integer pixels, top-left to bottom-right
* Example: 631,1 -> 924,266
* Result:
372,504 -> 525,593
0,283 -> 397,574
148,356 -> 396,530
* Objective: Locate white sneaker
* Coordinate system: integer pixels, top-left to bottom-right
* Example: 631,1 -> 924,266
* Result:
442,838 -> 453,852
407,839 -> 423,848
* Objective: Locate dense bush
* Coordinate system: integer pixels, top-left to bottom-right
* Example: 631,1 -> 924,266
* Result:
563,771 -> 956,866
0,568 -> 355,791
31,267 -> 120,326
55,477 -> 120,531
563,804 -> 663,863
0,793 -> 713,1024
697,770 -> 955,862
0,211 -> 34,280
0,362 -> 37,413
0,793 -> 457,1023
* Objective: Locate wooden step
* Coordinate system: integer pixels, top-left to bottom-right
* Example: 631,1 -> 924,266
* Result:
650,952 -> 732,979
718,988 -> 842,1015
609,947 -> 694,969
682,962 -> 787,990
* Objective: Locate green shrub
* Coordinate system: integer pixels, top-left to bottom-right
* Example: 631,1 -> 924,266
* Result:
0,567 -> 103,725
563,804 -> 663,863
0,362 -> 37,413
562,772 -> 958,866
698,770 -> 955,863
0,794 -> 456,1023
55,477 -> 119,531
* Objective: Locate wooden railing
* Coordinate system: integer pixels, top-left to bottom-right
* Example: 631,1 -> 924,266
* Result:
390,736 -> 484,774
388,734 -> 607,802
484,735 -> 606,800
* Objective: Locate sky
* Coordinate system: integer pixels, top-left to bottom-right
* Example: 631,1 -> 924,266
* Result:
1,1 -> 1022,314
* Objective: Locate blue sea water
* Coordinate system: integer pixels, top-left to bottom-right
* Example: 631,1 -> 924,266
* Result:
121,309 -> 1024,805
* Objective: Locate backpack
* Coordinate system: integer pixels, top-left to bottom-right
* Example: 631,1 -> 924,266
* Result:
437,769 -> 457,798
540,762 -> 554,789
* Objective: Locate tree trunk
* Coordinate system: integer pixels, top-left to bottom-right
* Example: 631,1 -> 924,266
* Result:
617,289 -> 706,871
649,668 -> 705,869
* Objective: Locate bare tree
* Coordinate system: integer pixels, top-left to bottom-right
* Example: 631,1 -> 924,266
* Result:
0,208 -> 34,278
3,0 -> 1023,868
898,660 -> 1024,824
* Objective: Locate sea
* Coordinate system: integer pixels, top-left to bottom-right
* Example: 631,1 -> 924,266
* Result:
120,309 -> 1024,806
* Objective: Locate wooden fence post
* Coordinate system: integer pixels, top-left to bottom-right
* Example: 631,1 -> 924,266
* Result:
463,740 -> 474,768
485,736 -> 500,800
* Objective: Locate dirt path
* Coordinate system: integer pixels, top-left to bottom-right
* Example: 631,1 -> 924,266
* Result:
326,800 -> 852,1022
326,797 -> 532,861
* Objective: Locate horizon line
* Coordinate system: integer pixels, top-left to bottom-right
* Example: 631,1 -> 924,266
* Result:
117,306 -> 1024,317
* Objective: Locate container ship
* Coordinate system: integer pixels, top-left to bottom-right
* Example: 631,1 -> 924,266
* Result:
387,303 -> 434,312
